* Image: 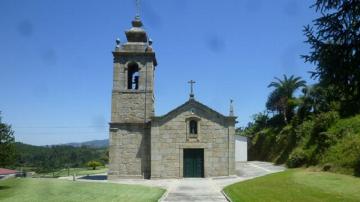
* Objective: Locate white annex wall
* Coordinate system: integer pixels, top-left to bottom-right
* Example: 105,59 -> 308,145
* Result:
235,135 -> 248,162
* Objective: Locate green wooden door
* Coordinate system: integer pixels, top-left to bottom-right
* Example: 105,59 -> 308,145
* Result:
183,149 -> 204,177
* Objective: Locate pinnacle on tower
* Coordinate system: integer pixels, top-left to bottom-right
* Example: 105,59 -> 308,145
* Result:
132,16 -> 143,27
229,99 -> 234,116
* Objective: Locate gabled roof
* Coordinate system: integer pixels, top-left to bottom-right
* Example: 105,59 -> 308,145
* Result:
153,99 -> 236,123
0,168 -> 17,175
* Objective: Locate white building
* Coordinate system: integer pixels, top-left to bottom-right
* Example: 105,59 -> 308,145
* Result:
235,135 -> 248,162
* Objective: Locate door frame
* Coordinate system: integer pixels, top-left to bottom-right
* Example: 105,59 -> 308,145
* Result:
182,148 -> 204,178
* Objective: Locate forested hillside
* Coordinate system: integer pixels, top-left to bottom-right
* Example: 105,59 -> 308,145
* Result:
14,142 -> 108,173
63,139 -> 108,148
241,0 -> 360,176
244,113 -> 360,176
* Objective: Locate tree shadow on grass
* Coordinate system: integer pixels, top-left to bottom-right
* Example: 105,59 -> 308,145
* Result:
0,186 -> 11,190
354,159 -> 360,177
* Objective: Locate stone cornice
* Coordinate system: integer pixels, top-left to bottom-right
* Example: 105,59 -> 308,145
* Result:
112,89 -> 153,94
112,51 -> 157,66
109,122 -> 151,130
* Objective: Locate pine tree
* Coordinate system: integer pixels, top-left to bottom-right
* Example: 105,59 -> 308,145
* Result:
303,0 -> 360,116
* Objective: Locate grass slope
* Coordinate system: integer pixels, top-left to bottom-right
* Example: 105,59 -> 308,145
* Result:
224,169 -> 360,202
0,178 -> 165,202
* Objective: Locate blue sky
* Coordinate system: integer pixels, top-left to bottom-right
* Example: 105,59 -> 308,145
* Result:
0,0 -> 318,145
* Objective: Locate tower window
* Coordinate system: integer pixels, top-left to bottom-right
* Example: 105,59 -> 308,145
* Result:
127,63 -> 139,90
189,120 -> 198,134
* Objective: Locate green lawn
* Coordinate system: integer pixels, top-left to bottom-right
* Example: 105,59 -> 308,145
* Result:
0,178 -> 165,202
224,169 -> 360,202
32,167 -> 108,178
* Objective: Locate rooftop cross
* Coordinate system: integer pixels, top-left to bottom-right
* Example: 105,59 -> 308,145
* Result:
188,80 -> 196,100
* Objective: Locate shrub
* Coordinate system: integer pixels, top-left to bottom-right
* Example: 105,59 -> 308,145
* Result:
322,163 -> 332,171
307,111 -> 339,154
322,134 -> 360,175
86,160 -> 102,170
286,148 -> 310,168
296,119 -> 314,141
312,111 -> 339,135
328,114 -> 360,139
276,125 -> 292,143
248,128 -> 281,161
317,115 -> 360,175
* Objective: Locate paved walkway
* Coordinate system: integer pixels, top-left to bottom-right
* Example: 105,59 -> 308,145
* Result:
59,161 -> 285,202
162,178 -> 227,202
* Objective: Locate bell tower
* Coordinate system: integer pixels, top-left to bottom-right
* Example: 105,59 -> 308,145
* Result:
108,16 -> 157,179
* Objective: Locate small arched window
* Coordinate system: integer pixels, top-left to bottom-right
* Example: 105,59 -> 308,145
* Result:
127,63 -> 139,90
189,120 -> 198,134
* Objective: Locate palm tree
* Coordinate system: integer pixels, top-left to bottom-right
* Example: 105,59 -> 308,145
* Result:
297,84 -> 333,120
267,75 -> 306,123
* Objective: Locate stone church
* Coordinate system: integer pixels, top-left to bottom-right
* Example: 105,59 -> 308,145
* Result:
108,16 -> 236,179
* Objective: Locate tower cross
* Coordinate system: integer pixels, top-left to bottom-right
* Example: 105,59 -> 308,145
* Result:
135,0 -> 141,18
188,80 -> 196,99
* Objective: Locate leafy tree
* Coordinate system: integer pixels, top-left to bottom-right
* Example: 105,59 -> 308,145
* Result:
100,150 -> 109,164
267,75 -> 306,123
297,84 -> 341,121
239,112 -> 269,137
303,0 -> 360,116
86,160 -> 102,170
0,113 -> 16,167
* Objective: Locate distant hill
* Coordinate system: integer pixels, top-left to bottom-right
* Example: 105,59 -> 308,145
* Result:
14,142 -> 108,169
63,139 -> 108,148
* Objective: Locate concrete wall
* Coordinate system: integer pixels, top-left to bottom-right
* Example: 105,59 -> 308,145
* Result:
235,135 -> 248,162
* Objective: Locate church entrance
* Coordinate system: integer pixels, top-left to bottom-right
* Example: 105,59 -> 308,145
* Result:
183,149 -> 204,178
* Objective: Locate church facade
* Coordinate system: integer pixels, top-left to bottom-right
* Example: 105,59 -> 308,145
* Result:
108,17 -> 236,179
